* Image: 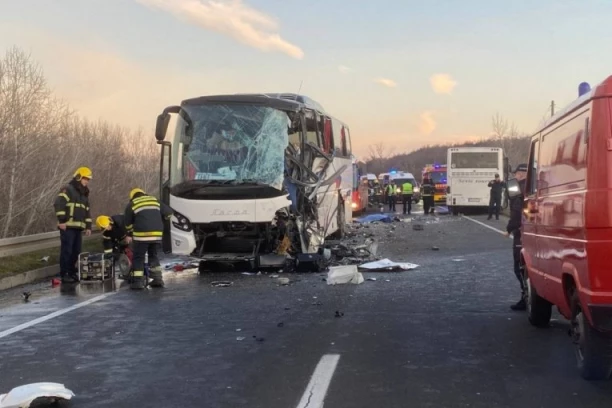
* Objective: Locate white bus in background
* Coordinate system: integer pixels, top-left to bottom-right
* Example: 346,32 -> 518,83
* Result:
446,147 -> 506,215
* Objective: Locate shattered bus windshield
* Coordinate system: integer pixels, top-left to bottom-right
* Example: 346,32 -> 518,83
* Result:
174,104 -> 291,190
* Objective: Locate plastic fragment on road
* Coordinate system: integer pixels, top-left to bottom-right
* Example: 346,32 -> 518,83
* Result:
358,258 -> 419,272
0,383 -> 74,408
354,214 -> 392,224
327,265 -> 364,285
278,277 -> 290,285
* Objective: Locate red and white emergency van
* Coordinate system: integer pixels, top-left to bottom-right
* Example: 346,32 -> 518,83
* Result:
507,77 -> 612,380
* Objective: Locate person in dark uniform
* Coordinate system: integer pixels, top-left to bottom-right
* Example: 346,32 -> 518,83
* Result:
487,173 -> 506,220
53,167 -> 93,283
421,177 -> 434,215
505,164 -> 528,311
386,181 -> 397,212
124,188 -> 173,290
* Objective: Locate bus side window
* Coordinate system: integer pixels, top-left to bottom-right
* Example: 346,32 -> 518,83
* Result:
527,138 -> 540,195
322,116 -> 333,154
343,126 -> 352,156
331,118 -> 344,157
304,110 -> 319,148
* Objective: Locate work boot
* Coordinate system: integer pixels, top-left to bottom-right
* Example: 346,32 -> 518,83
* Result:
149,267 -> 165,288
130,270 -> 146,290
510,298 -> 527,311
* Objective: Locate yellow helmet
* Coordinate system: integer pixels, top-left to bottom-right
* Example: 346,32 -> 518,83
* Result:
130,188 -> 145,200
74,166 -> 93,180
95,215 -> 112,230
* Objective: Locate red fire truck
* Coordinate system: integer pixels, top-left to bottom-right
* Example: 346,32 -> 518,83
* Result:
421,164 -> 447,204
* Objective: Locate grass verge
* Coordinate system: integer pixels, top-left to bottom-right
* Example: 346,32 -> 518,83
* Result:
0,239 -> 103,277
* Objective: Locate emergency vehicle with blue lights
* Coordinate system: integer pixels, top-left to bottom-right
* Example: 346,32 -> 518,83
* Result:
421,164 -> 447,204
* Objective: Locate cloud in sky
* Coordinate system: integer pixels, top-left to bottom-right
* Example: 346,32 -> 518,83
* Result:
136,0 -> 304,59
374,78 -> 397,88
418,111 -> 437,135
429,73 -> 457,94
338,65 -> 351,74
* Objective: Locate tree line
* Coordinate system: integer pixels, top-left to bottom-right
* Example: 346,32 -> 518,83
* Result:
362,113 -> 532,177
0,47 -> 159,238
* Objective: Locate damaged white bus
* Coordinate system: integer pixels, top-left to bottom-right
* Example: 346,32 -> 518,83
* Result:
154,93 -> 354,269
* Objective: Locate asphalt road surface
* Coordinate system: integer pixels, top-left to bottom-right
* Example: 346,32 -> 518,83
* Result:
1,208 -> 612,407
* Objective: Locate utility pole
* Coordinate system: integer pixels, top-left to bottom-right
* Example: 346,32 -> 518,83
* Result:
551,100 -> 555,117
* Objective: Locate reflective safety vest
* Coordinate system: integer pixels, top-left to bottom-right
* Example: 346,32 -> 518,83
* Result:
386,184 -> 395,195
401,182 -> 413,194
54,181 -> 92,230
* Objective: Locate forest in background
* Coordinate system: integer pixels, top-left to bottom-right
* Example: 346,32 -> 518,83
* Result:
0,47 -> 159,238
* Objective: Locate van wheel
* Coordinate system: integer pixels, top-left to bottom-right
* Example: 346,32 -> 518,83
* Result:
525,273 -> 552,327
570,290 -> 612,380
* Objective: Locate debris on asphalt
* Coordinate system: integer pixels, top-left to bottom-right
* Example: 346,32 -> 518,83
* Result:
366,277 -> 377,281
236,329 -> 242,332
40,256 -> 50,263
270,274 -> 279,278
431,246 -> 440,251
278,277 -> 291,286
0,382 -> 74,408
236,337 -> 246,341
335,311 -> 345,318
277,322 -> 284,327
412,223 -> 424,231
22,292 -> 31,302
327,265 -> 364,285
211,281 -> 233,287
358,258 -> 419,272
253,336 -> 265,342
453,259 -> 466,262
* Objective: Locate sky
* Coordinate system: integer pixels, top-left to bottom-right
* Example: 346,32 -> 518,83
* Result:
1,0 -> 612,159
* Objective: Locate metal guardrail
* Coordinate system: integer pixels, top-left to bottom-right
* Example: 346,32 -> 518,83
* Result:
0,231 -> 99,258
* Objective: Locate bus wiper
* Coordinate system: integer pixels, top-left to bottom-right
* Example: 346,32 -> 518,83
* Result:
172,180 -> 234,194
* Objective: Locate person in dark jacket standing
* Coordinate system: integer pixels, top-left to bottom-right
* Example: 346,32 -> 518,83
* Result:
54,167 -> 93,283
487,173 -> 506,220
124,188 -> 173,290
505,164 -> 528,311
421,177 -> 434,215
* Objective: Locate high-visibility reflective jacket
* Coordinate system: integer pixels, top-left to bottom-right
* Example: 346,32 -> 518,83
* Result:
53,180 -> 92,230
124,194 -> 173,242
401,182 -> 413,194
102,215 -> 128,253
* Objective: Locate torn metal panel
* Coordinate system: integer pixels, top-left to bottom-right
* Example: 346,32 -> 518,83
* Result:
0,383 -> 74,408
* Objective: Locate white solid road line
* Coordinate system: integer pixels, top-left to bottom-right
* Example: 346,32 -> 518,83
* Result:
462,215 -> 512,238
0,293 -> 115,340
296,354 -> 341,408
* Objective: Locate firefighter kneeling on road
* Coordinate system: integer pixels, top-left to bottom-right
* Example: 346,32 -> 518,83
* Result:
124,188 -> 173,290
95,214 -> 132,279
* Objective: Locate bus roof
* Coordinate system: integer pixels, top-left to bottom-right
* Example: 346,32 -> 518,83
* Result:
534,75 -> 612,134
180,93 -> 344,122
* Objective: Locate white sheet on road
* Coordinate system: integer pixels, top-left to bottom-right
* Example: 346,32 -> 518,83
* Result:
327,265 -> 364,285
358,258 -> 419,271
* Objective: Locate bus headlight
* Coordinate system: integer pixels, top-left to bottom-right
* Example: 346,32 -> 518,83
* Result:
172,211 -> 192,232
396,187 -> 401,193
351,202 -> 357,209
413,187 -> 420,193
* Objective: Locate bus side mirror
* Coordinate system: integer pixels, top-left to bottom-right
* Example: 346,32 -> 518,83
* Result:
155,113 -> 171,142
506,178 -> 521,198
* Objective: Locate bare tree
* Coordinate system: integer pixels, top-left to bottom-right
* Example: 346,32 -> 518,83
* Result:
0,46 -> 161,237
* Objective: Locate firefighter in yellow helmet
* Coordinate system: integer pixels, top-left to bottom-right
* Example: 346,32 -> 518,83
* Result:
53,167 -> 93,283
124,188 -> 173,289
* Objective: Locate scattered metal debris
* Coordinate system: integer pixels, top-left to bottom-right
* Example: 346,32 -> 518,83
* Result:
431,246 -> 440,251
236,337 -> 246,341
22,292 -> 31,302
277,322 -> 284,328
0,383 -> 74,408
335,311 -> 345,318
211,281 -> 233,287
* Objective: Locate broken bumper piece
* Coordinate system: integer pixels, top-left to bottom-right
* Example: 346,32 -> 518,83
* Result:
0,382 -> 74,408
